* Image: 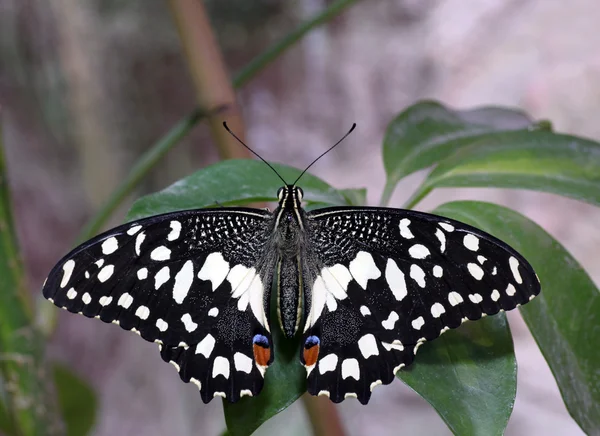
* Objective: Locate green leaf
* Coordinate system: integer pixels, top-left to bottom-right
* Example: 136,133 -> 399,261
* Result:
380,101 -> 534,205
433,200 -> 600,435
127,159 -> 349,220
406,130 -> 600,209
223,289 -> 305,436
398,314 -> 515,436
53,365 -> 97,436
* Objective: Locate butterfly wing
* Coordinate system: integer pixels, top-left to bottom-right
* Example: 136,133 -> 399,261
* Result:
301,207 -> 540,404
43,208 -> 276,402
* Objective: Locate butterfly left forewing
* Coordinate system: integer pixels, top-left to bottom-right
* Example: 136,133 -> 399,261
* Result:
43,208 -> 276,402
302,207 -> 540,404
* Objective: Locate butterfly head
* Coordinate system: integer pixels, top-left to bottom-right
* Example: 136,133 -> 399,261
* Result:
277,185 -> 304,210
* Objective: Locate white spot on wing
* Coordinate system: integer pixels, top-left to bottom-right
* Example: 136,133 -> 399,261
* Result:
463,234 -> 480,251
154,266 -> 170,290
448,291 -> 463,306
360,305 -> 371,316
212,356 -> 230,379
98,265 -> 115,282
308,276 -> 327,329
234,352 -> 253,374
382,340 -> 404,351
431,302 -> 445,318
411,316 -> 425,330
135,305 -> 150,319
156,318 -> 168,332
506,283 -> 516,296
349,251 -> 381,290
384,259 -> 407,302
467,263 -> 484,280
208,307 -> 219,317
341,358 -> 360,380
118,293 -> 133,309
433,265 -> 443,278
382,311 -> 399,330
408,244 -> 430,259
199,253 -> 230,290
227,265 -> 268,329
491,289 -> 500,301
509,257 -> 523,284
318,354 -> 338,374
469,293 -> 483,304
150,246 -> 171,261
99,296 -> 112,306
127,225 -> 142,235
477,255 -> 487,264
399,218 -> 414,239
321,264 -> 351,300
66,288 -> 77,300
195,334 -> 216,358
358,334 -> 379,358
435,228 -> 446,253
410,264 -> 426,288
439,222 -> 454,232
173,260 -> 194,304
181,313 -> 198,332
168,220 -> 182,241
101,237 -> 119,255
135,232 -> 145,256
82,292 -> 91,304
137,268 -> 148,280
61,260 -> 75,288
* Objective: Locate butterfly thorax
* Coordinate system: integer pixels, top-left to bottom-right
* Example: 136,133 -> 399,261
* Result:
272,186 -> 309,338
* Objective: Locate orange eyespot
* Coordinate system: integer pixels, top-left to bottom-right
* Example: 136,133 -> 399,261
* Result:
303,344 -> 319,367
253,343 -> 271,367
303,335 -> 320,366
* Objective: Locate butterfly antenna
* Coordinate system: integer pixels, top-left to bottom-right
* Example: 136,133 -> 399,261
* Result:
223,122 -> 288,185
293,123 -> 356,185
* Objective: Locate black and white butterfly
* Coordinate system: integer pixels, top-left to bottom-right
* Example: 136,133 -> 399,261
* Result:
43,127 -> 540,405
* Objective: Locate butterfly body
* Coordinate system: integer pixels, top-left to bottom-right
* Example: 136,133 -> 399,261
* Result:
43,184 -> 540,404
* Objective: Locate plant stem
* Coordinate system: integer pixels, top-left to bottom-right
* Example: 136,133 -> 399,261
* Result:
167,0 -> 247,159
232,0 -> 360,88
302,394 -> 346,436
0,121 -> 63,435
402,185 -> 432,210
76,108 -> 207,243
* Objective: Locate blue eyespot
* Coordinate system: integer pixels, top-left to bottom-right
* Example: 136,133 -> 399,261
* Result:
253,334 -> 269,348
304,335 -> 320,348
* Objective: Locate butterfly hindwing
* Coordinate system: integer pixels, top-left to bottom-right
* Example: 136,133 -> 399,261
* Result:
43,208 -> 276,402
301,207 -> 540,404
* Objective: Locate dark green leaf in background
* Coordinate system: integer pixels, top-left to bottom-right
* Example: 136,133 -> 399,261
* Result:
398,313 -> 516,436
380,101 -> 534,205
407,131 -> 600,209
434,201 -> 600,435
54,365 -> 97,436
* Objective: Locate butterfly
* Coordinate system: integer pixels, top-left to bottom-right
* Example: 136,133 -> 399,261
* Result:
42,124 -> 541,404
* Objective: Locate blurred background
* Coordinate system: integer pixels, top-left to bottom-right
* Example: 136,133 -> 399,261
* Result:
1,0 -> 599,435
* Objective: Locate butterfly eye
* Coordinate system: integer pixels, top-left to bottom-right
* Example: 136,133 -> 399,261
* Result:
277,187 -> 285,201
296,187 -> 304,201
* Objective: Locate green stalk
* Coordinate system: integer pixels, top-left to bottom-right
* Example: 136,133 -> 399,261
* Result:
76,107 -> 206,242
232,0 -> 359,88
0,123 -> 62,435
78,0 -> 360,242
402,185 -> 433,210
